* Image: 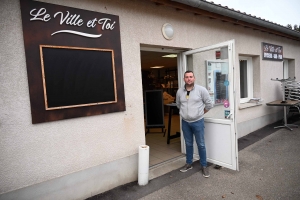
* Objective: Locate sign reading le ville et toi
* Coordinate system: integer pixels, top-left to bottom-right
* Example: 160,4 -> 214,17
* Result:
30,8 -> 116,38
20,0 -> 126,124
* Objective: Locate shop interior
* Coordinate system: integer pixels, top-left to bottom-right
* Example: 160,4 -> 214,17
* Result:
140,46 -> 231,167
140,50 -> 183,167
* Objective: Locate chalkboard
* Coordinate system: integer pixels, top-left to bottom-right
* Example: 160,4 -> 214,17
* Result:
20,0 -> 125,124
40,45 -> 117,110
144,90 -> 165,130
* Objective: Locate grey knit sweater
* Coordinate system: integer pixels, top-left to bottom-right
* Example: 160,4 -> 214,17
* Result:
176,84 -> 213,122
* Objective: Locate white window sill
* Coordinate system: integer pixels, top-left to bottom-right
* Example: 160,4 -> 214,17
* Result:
239,102 -> 263,109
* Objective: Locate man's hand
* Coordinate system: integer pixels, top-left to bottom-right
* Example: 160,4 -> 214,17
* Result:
204,109 -> 209,114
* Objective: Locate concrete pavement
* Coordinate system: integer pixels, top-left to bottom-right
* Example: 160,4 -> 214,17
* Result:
87,117 -> 300,200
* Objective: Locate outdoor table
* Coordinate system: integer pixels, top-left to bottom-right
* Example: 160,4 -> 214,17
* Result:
266,100 -> 300,131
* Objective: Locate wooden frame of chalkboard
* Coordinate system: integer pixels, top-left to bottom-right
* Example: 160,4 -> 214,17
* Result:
40,45 -> 117,110
144,90 -> 166,134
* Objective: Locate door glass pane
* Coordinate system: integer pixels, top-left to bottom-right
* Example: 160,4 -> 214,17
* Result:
207,61 -> 229,105
186,47 -> 231,120
240,60 -> 248,98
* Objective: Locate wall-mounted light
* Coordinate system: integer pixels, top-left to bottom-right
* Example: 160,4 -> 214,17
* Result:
162,23 -> 174,40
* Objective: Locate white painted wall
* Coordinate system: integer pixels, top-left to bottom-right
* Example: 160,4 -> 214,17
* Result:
1,0 -> 300,198
0,0 -> 147,195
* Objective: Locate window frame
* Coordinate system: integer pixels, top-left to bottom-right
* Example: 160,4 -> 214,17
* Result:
239,56 -> 253,104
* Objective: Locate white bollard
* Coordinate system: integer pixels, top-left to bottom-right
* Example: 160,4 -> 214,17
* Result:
138,145 -> 149,186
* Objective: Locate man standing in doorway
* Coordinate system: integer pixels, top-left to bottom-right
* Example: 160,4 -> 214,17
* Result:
176,70 -> 213,178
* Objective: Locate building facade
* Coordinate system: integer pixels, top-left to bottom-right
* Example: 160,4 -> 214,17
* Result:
1,0 -> 300,199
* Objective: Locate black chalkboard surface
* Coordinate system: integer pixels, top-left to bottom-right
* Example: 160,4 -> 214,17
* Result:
40,45 -> 116,110
144,90 -> 165,132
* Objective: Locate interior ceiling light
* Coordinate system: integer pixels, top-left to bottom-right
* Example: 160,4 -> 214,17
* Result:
150,66 -> 165,69
162,54 -> 177,58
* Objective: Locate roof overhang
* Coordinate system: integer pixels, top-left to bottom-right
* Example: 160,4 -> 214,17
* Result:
149,0 -> 300,41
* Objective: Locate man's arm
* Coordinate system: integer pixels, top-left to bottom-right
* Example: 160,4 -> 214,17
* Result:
202,87 -> 213,112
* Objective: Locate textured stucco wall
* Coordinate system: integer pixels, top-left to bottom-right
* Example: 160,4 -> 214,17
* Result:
1,0 -> 300,195
0,0 -> 148,193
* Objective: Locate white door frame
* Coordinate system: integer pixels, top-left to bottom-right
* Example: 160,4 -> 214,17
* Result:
177,40 -> 238,170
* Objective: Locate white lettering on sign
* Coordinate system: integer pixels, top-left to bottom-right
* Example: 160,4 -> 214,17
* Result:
98,18 -> 115,30
87,18 -> 97,28
29,8 -> 116,39
53,11 -> 84,26
264,52 -> 273,58
30,8 -> 51,22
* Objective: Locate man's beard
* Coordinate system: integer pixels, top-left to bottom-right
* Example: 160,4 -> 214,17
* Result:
185,82 -> 194,87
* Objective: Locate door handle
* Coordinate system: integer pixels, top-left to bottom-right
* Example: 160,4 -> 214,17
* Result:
226,113 -> 233,119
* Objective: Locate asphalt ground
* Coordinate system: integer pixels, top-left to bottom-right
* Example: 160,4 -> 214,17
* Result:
87,115 -> 300,200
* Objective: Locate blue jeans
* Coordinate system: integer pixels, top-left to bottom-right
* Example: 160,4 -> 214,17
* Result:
181,118 -> 207,167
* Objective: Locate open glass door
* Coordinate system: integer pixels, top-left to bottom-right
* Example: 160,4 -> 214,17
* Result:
178,40 -> 238,170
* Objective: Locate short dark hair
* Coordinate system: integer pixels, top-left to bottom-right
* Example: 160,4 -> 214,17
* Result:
184,70 -> 194,76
